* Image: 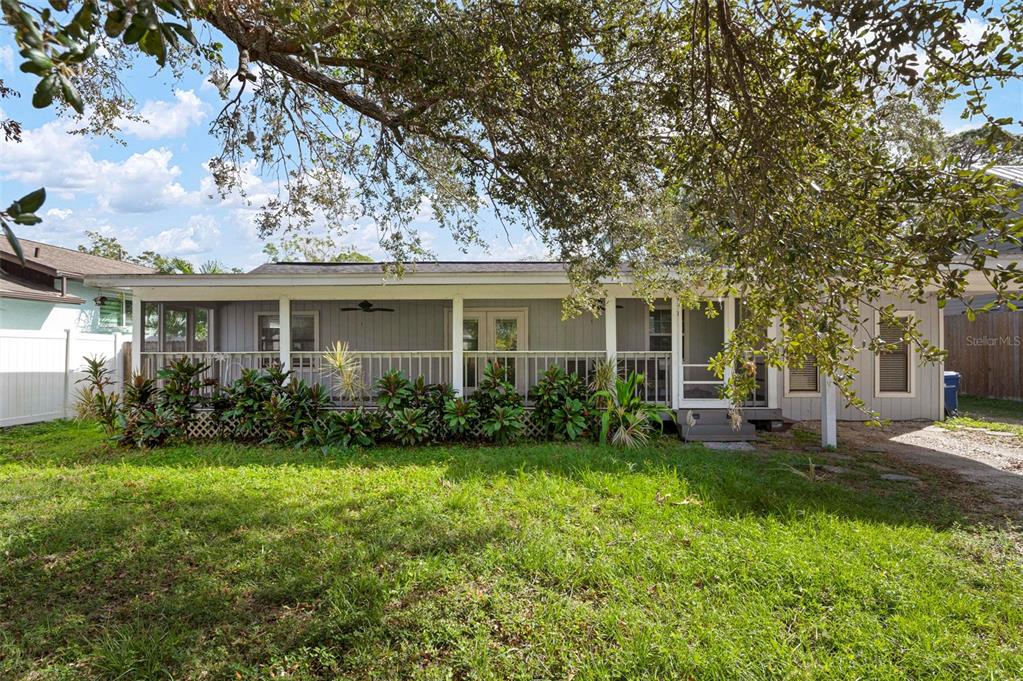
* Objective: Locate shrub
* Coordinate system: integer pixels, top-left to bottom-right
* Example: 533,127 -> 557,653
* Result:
390,406 -> 432,446
262,379 -> 331,445
217,365 -> 290,441
552,397 -> 587,441
156,358 -> 210,428
302,409 -> 373,449
593,372 -> 672,447
481,404 -> 525,444
529,365 -> 590,439
114,373 -> 169,448
410,376 -> 456,437
75,355 -> 119,434
442,397 -> 478,439
375,369 -> 413,412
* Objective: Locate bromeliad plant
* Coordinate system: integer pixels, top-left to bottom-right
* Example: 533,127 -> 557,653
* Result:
594,372 -> 673,447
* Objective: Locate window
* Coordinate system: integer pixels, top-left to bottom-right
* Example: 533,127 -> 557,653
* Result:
786,357 -> 819,394
257,312 -> 318,352
876,312 -> 913,395
649,307 -> 672,351
97,296 -> 124,329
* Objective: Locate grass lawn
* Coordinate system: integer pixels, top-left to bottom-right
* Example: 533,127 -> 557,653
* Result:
940,395 -> 1023,440
1,421 -> 1022,679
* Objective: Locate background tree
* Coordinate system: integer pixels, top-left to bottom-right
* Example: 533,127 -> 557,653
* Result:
262,234 -> 373,263
77,231 -> 238,273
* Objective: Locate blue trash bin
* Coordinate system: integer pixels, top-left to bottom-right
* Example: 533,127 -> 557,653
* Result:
944,371 -> 960,417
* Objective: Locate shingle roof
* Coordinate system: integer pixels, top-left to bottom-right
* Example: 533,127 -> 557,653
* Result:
248,261 -> 573,275
0,275 -> 85,304
986,166 -> 1023,185
0,238 -> 155,277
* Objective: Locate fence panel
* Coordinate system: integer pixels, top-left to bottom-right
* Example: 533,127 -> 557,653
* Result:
945,311 -> 1023,401
0,330 -> 124,427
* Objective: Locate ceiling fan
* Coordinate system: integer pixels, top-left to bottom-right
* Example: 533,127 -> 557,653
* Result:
341,300 -> 395,313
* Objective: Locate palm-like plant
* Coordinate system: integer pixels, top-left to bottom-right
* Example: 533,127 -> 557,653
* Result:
589,358 -> 618,409
593,372 -> 672,447
322,341 -> 365,402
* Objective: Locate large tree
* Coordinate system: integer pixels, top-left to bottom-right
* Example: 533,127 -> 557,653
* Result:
3,0 -> 1022,414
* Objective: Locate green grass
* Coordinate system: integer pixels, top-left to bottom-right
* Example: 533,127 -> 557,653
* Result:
940,395 -> 1023,440
1,421 -> 1022,679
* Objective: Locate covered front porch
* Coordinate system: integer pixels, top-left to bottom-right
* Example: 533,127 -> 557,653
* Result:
133,292 -> 773,410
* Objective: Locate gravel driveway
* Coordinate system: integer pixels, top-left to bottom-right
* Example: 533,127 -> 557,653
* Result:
825,421 -> 1023,515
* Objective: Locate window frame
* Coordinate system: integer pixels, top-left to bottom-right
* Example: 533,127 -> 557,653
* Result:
784,357 -> 821,397
874,310 -> 915,398
646,302 -> 674,353
255,310 -> 320,353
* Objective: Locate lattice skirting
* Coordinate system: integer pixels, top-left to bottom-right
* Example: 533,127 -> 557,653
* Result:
184,408 -> 547,442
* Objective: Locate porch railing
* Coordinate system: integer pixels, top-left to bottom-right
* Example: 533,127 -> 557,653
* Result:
464,351 -> 607,404
290,351 -> 452,405
138,350 -> 763,408
140,351 -> 277,395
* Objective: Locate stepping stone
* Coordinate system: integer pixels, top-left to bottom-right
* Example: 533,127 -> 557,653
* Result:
705,441 -> 756,451
821,465 -> 848,474
880,473 -> 920,482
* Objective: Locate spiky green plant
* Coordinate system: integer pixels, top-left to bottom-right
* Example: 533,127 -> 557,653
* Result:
322,341 -> 365,402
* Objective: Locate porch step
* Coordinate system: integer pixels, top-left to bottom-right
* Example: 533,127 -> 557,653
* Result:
677,409 -> 757,442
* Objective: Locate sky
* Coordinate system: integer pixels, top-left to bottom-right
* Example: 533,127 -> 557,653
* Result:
0,30 -> 1020,272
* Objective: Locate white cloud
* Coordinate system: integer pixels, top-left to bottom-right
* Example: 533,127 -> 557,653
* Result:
139,215 -> 221,256
483,233 -> 550,261
0,46 -> 13,72
44,208 -> 73,220
117,90 -> 208,140
0,120 -> 189,212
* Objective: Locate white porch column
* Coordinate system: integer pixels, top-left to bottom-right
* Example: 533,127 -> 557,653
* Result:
723,297 -> 736,387
278,297 -> 291,370
671,297 -> 682,409
131,292 -> 142,377
604,295 -> 617,361
821,374 -> 838,448
451,295 -> 464,396
766,317 -> 780,409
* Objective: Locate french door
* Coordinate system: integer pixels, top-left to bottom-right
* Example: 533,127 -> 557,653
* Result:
460,309 -> 527,391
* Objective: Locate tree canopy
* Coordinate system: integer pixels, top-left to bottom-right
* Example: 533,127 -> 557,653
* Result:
77,230 -> 238,273
3,0 -> 1023,415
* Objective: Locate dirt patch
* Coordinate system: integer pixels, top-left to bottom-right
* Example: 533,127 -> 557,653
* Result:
791,421 -> 1023,519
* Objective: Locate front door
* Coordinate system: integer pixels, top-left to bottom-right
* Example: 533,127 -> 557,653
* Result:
461,309 -> 527,391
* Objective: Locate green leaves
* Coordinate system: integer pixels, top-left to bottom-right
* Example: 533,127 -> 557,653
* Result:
2,188 -> 46,264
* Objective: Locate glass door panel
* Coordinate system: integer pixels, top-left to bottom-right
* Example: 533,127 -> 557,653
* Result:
163,308 -> 188,352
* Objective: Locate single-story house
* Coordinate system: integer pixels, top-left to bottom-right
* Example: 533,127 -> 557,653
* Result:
82,260 -> 1013,440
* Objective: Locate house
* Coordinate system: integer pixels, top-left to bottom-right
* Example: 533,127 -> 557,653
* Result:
1,239 -> 154,426
82,259 -> 1011,441
1,238 -> 154,334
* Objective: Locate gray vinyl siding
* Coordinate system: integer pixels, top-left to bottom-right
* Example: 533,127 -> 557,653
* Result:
778,294 -> 944,421
213,298 -> 622,353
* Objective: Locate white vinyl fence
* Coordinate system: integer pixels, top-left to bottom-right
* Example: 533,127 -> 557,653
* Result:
0,330 -> 125,427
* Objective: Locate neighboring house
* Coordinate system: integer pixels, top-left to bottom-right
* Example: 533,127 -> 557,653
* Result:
83,260 -> 1009,439
1,238 -> 154,333
1,239 -> 154,426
